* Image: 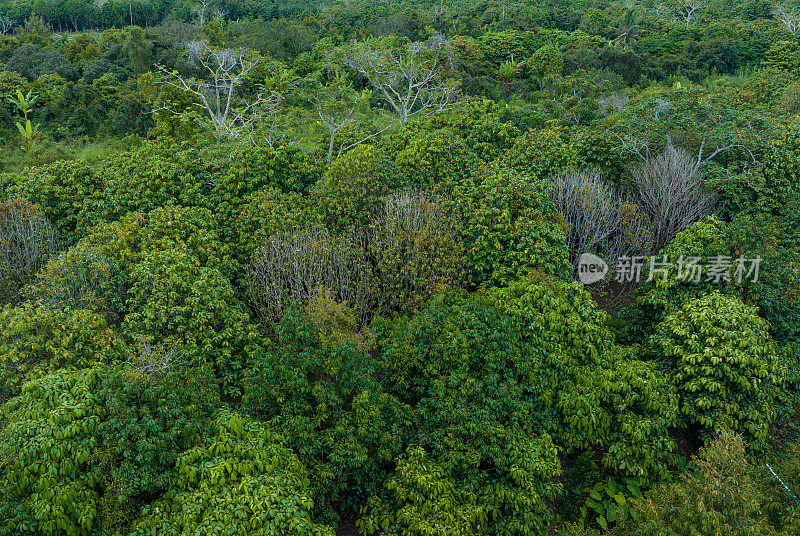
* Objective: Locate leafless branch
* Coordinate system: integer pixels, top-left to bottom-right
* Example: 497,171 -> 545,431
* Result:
776,5 -> 800,36
343,37 -> 459,127
630,142 -> 717,251
0,199 -> 59,305
126,342 -> 186,378
156,42 -> 280,143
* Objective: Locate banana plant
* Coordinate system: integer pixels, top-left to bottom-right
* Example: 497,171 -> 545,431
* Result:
499,54 -> 525,81
7,89 -> 41,151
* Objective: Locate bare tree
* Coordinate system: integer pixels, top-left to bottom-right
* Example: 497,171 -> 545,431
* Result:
342,36 -> 459,127
310,71 -> 391,160
550,170 -> 620,262
127,342 -> 186,379
677,0 -> 708,27
246,227 -> 382,325
0,15 -> 14,34
156,42 -> 279,142
210,7 -> 227,24
191,0 -> 211,28
775,5 -> 800,36
597,93 -> 629,116
0,199 -> 59,305
630,143 -> 716,251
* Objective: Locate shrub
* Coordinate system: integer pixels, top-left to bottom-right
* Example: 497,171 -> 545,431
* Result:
392,128 -> 481,191
0,199 -> 58,304
357,446 -> 508,536
130,410 -> 335,536
0,358 -> 223,536
6,43 -> 77,80
0,70 -> 29,121
232,186 -> 320,263
631,211 -> 800,345
374,290 -> 565,533
0,160 -> 103,244
97,139 -> 213,221
0,303 -> 125,402
95,361 -> 221,533
627,216 -> 729,341
243,307 -> 409,524
121,244 -> 257,398
368,190 -> 464,313
723,210 -> 800,344
528,43 -> 565,80
29,205 -> 235,318
0,367 -> 108,536
23,242 -> 119,315
425,101 -> 522,162
503,128 -> 571,178
454,166 -> 570,287
490,276 -> 678,480
311,144 -> 402,233
618,431 -> 779,536
211,144 -> 321,201
650,292 -> 784,445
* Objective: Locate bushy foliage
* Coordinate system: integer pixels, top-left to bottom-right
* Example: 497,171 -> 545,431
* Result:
0,4 -> 798,533
96,362 -> 221,532
723,210 -> 800,344
97,139 -> 214,221
6,43 -> 77,80
0,362 -> 225,536
373,289 -> 564,533
0,303 -> 125,401
490,276 -> 678,481
243,306 -> 409,523
425,100 -> 522,161
392,127 -> 481,190
122,244 -> 257,397
232,186 -> 320,263
617,432 -> 779,536
371,276 -> 677,532
0,367 -> 108,536
628,216 -> 729,340
454,166 -> 571,287
528,43 -> 564,80
503,128 -> 572,178
0,161 -> 103,244
360,442 -> 550,536
650,292 -> 784,445
130,411 -> 334,536
632,211 -> 800,345
211,144 -> 321,201
311,145 -> 402,232
29,205 -> 234,316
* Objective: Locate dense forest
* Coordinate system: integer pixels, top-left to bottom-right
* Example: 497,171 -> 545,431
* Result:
1,0 -> 800,534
